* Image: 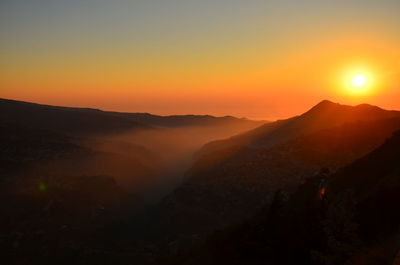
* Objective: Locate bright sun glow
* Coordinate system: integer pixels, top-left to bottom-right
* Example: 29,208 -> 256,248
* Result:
339,66 -> 375,96
348,72 -> 372,94
351,75 -> 367,87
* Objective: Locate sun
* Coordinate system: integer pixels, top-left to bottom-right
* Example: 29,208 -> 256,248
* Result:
351,74 -> 367,87
348,73 -> 372,94
339,66 -> 375,96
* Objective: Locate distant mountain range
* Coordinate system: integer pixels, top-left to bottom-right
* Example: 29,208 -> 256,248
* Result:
114,112 -> 265,128
0,98 -> 263,136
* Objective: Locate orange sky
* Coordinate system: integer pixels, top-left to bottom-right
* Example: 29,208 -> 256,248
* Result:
1,0 -> 399,119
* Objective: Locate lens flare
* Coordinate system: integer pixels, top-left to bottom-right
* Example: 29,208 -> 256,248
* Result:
39,182 -> 47,192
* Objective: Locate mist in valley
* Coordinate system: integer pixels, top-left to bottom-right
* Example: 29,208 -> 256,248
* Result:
87,123 -> 263,203
17,121 -> 263,208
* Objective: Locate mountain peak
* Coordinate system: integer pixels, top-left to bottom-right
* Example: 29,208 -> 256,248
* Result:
318,99 -> 335,105
314,99 -> 337,108
311,100 -> 383,113
306,100 -> 339,114
354,103 -> 383,111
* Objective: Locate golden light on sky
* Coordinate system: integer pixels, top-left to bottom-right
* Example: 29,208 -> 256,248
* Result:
0,0 -> 399,119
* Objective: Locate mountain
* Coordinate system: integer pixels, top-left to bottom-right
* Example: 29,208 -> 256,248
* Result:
0,99 -> 265,265
2,98 -> 400,265
0,98 -> 268,204
169,130 -> 400,265
113,112 -> 265,129
198,100 -> 400,157
0,98 -> 264,136
0,98 -> 151,136
328,130 -> 400,245
157,101 -> 400,236
191,100 -> 400,190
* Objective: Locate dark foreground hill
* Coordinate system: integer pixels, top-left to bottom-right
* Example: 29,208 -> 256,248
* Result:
169,130 -> 400,265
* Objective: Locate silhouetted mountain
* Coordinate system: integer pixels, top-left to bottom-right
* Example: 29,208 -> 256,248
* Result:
114,112 -> 265,129
0,98 -> 151,136
199,100 -> 400,157
157,101 -> 400,237
192,100 -> 400,188
169,130 -> 400,265
0,98 -> 263,136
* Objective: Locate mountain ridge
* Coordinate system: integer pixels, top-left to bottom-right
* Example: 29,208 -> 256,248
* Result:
196,100 -> 400,160
156,100 -> 400,238
0,98 -> 264,130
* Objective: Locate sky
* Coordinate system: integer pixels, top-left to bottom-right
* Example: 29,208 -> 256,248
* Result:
1,0 -> 399,119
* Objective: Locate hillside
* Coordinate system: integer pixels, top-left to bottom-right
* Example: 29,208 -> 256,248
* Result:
169,130 -> 400,265
0,98 -> 263,136
157,101 -> 400,236
198,100 -> 400,158
0,98 -> 152,136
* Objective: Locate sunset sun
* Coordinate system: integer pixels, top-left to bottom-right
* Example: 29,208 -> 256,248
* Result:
351,74 -> 368,87
340,67 -> 375,96
348,74 -> 371,94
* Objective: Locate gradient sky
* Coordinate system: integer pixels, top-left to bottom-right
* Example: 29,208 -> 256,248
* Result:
1,0 -> 399,119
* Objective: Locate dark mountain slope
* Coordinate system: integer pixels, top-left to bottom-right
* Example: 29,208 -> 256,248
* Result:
0,98 -> 150,136
171,130 -> 400,265
0,98 -> 263,136
158,102 -> 400,237
328,130 -> 400,245
330,129 -> 400,201
197,100 -> 400,167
